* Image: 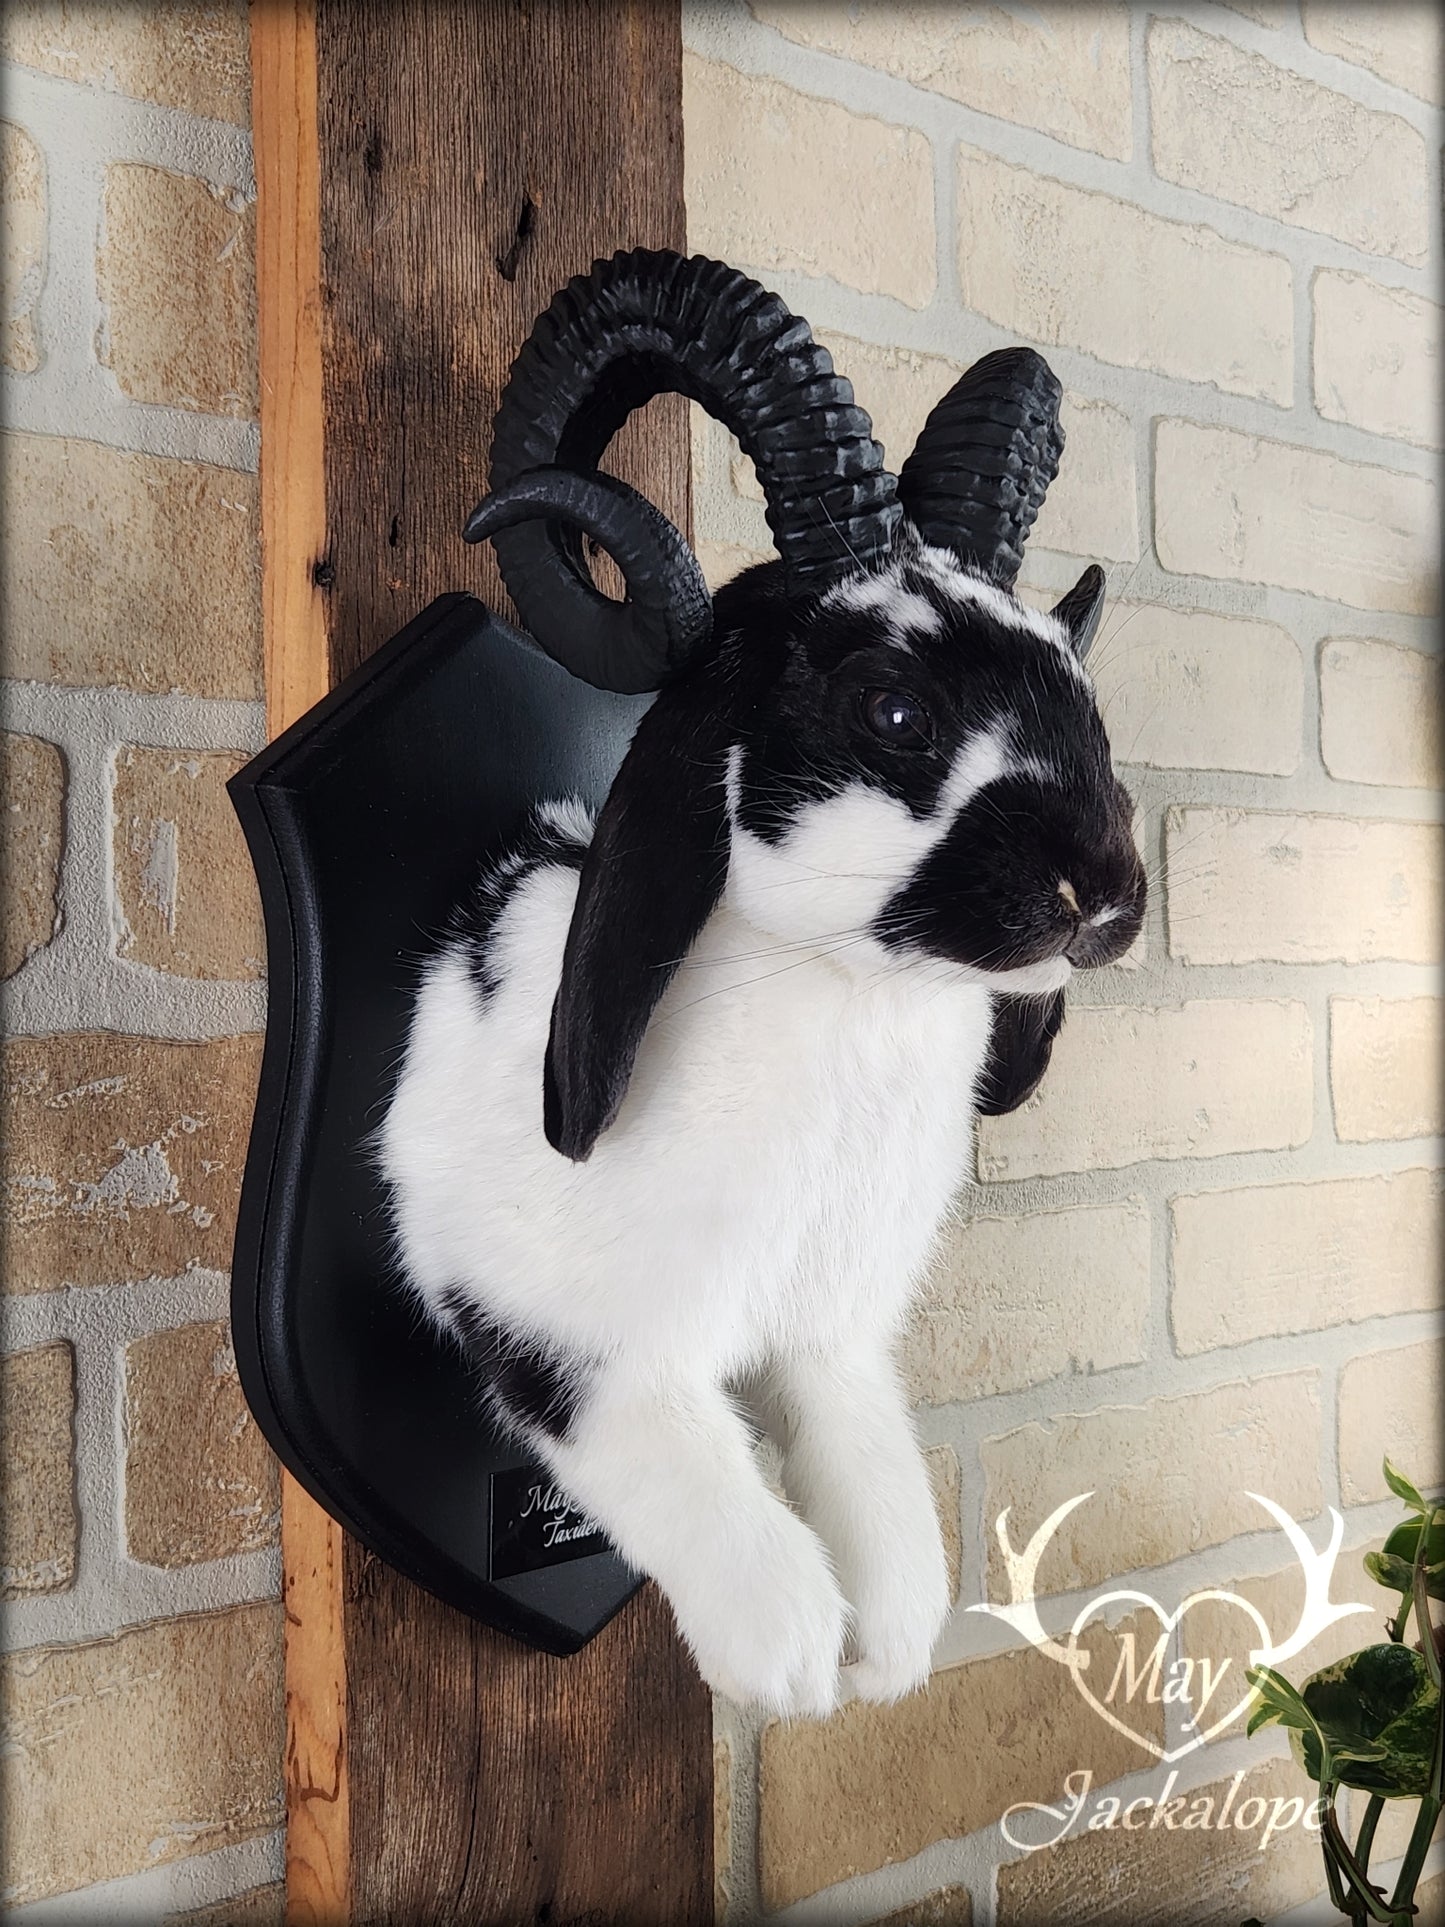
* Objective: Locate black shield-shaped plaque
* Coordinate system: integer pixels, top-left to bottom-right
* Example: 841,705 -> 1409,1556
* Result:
228,594 -> 650,1653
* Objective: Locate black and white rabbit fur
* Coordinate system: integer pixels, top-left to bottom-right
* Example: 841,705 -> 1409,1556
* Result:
381,532 -> 1144,1716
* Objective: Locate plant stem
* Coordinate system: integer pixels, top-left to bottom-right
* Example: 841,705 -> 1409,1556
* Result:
1354,1794 -> 1384,1877
1387,1794 -> 1440,1919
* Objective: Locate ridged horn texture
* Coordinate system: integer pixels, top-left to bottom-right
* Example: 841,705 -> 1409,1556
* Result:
898,347 -> 1065,589
469,247 -> 901,694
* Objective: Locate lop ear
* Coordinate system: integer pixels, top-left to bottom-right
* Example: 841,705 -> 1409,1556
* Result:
974,991 -> 1065,1117
1051,563 -> 1106,659
544,667 -> 732,1161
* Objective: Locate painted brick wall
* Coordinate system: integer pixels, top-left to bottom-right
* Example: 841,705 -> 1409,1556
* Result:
682,4 -> 1443,1922
1,7 -> 283,1922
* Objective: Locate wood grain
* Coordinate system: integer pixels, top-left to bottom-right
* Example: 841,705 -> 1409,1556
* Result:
251,8 -> 350,1922
250,0 -> 331,740
311,2 -> 713,1919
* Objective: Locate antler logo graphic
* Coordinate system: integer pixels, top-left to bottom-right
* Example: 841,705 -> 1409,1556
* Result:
969,1493 -> 1372,1763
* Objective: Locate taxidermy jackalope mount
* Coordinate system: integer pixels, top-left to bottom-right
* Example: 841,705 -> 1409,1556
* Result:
381,249 -> 1146,1714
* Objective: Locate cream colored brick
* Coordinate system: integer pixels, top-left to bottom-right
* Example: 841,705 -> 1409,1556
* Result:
813,332 -> 1139,564
113,747 -> 264,981
1091,607 -> 1301,775
714,1735 -> 730,1924
1,1032 -> 262,1291
2,432 -> 262,699
1,732 -> 65,980
978,1001 -> 1313,1181
1314,272 -> 1441,449
1,2 -> 251,123
997,1759 -> 1328,1926
1221,1 -> 1291,24
1171,1168 -> 1443,1354
1187,1540 -> 1378,1747
1149,18 -> 1429,266
1155,419 -> 1438,617
981,1371 -> 1323,1597
904,1200 -> 1150,1403
2,120 -> 45,372
1166,806 -> 1441,966
1339,1341 -> 1443,1505
956,145 -> 1292,404
1302,2 -> 1444,106
1,1604 -> 282,1904
867,1888 -> 971,1927
748,1 -> 1131,160
759,1621 -> 1159,1909
97,163 -> 256,417
1320,637 -> 1444,791
696,538 -> 769,593
125,1321 -> 278,1567
1331,997 -> 1443,1143
685,55 -> 934,309
1,1343 -> 75,1598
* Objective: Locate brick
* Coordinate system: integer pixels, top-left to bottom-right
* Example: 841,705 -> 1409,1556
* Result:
1302,2 -> 1444,107
2,120 -> 44,372
714,1736 -> 730,1923
1,1032 -> 262,1292
113,747 -> 263,981
925,1444 -> 962,1600
814,333 -> 1139,564
685,54 -> 935,309
2,432 -> 262,700
97,163 -> 257,417
978,1001 -> 1313,1181
1171,1168 -> 1443,1354
0,1343 -> 75,1598
1154,419 -> 1438,617
1221,1 -> 1291,24
748,0 -> 1131,160
1320,636 -> 1443,791
1,2 -> 251,123
125,1321 -> 279,1568
1165,806 -> 1442,966
1313,272 -> 1441,449
759,1621 -> 1160,1909
955,145 -> 1292,404
1,1604 -> 282,1905
1185,1541 -> 1378,1747
867,1888 -> 971,1927
1339,1341 -> 1443,1505
980,1371 -> 1323,1597
1,732 -> 65,980
996,1758 -> 1327,1926
696,538 -> 768,593
1090,607 -> 1301,775
1148,18 -> 1429,266
904,1200 -> 1150,1404
1331,997 -> 1443,1143
167,1885 -> 285,1927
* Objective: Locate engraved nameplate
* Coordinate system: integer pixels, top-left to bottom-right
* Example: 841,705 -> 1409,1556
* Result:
489,1466 -> 609,1579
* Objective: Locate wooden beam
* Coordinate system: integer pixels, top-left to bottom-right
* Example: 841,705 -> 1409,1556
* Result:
252,1 -> 712,1918
250,8 -> 350,1924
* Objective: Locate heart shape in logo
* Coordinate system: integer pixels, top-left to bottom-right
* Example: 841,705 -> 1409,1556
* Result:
1066,1588 -> 1272,1763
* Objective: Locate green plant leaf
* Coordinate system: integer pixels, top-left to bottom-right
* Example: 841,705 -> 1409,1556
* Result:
1382,1459 -> 1428,1514
1380,1516 -> 1445,1568
1288,1644 -> 1440,1798
1245,1663 -> 1318,1736
1364,1549 -> 1445,1601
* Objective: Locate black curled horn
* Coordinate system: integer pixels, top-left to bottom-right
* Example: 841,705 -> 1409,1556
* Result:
898,347 -> 1065,590
464,248 -> 901,694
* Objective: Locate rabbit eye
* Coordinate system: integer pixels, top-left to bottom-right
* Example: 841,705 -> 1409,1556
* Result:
861,689 -> 933,749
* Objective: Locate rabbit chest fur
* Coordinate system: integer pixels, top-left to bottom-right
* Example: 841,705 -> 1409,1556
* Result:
384,816 -> 991,1380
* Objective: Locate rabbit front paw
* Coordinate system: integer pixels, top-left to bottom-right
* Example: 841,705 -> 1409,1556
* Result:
844,1522 -> 951,1705
676,1513 -> 849,1719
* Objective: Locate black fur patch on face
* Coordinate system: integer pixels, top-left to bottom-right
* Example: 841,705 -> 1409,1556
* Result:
975,991 -> 1066,1115
439,1287 -> 586,1443
450,807 -> 587,1004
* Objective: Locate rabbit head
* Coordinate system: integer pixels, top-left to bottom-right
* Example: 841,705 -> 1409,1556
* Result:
464,251 -> 1144,1162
